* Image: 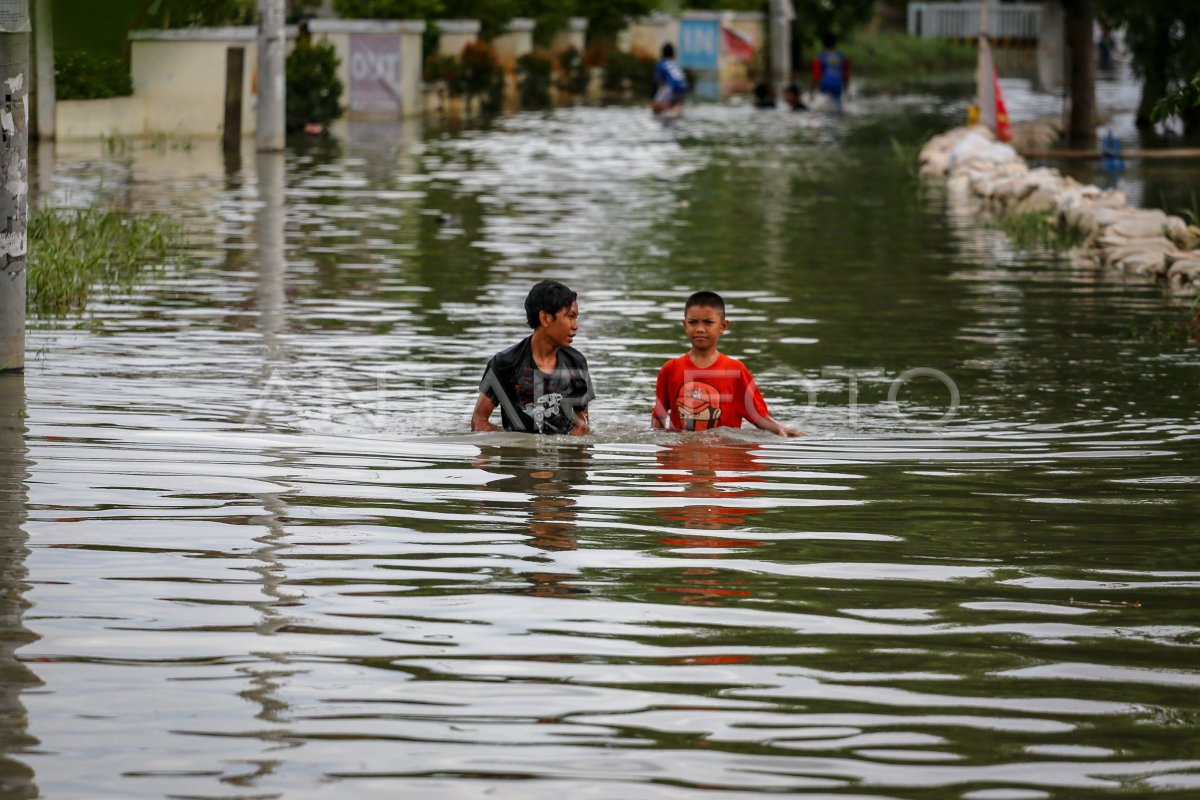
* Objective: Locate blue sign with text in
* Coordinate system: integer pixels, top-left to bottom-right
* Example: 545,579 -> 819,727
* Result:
679,18 -> 719,99
679,19 -> 719,71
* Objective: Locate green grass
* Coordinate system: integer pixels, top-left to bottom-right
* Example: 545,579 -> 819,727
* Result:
28,206 -> 187,317
841,32 -> 977,77
997,212 -> 1085,251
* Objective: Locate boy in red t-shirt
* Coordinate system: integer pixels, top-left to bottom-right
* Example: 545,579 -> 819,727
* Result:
652,291 -> 803,437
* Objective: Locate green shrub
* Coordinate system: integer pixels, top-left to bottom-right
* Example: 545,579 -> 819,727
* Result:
602,51 -> 655,96
557,45 -> 590,96
286,39 -> 345,133
424,53 -> 464,91
461,41 -> 501,97
517,52 -> 553,108
55,51 -> 132,101
460,41 -> 505,114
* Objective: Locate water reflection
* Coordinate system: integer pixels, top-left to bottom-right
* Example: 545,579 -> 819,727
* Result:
15,75 -> 1200,797
0,373 -> 39,799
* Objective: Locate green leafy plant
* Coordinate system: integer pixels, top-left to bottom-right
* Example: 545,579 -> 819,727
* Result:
517,52 -> 553,108
55,51 -> 133,100
1153,72 -> 1200,123
286,39 -> 345,133
998,212 -> 1085,251
28,206 -> 186,317
557,45 -> 590,96
424,53 -> 464,91
460,41 -> 505,114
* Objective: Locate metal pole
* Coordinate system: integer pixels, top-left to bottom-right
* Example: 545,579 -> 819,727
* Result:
769,0 -> 795,100
0,1 -> 29,372
224,46 -> 245,155
31,0 -> 48,140
256,0 -> 285,152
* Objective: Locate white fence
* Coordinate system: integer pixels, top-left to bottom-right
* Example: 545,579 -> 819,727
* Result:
907,2 -> 1042,40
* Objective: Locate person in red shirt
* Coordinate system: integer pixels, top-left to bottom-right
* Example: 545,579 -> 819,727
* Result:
652,291 -> 803,437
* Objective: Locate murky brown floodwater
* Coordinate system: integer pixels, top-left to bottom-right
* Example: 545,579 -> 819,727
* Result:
4,69 -> 1200,798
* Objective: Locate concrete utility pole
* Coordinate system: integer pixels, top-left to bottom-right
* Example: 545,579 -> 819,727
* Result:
256,0 -> 285,152
0,0 -> 29,372
769,0 -> 795,99
31,0 -> 48,140
1063,0 -> 1096,142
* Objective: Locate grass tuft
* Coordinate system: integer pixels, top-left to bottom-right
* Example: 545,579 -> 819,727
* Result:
997,212 -> 1084,251
28,206 -> 187,317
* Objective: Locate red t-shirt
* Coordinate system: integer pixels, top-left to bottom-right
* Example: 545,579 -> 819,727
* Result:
654,353 -> 770,431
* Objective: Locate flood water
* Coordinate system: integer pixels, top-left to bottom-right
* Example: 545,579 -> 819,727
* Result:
6,75 -> 1200,799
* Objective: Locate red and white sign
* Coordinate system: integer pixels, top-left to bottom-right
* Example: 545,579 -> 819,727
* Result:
349,33 -> 403,114
721,27 -> 756,64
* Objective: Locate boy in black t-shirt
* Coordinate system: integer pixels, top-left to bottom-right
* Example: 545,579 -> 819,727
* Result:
471,280 -> 595,435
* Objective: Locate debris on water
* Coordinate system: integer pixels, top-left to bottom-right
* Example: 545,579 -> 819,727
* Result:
1069,597 -> 1141,609
436,213 -> 462,226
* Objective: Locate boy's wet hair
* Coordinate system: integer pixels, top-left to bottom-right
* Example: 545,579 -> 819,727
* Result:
822,33 -> 838,49
525,280 -> 577,329
684,290 -> 725,317
661,43 -> 675,59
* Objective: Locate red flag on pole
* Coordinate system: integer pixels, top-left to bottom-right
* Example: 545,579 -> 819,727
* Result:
993,68 -> 1013,142
976,35 -> 1012,142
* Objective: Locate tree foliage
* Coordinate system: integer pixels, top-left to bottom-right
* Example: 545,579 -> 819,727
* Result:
330,0 -> 444,19
1152,72 -> 1200,123
139,0 -> 256,27
1096,0 -> 1200,131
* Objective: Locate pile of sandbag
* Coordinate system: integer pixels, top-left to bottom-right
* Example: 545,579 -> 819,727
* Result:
918,125 -> 1200,296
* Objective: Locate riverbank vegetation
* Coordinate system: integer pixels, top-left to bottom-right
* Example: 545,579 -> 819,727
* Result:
28,206 -> 187,317
841,31 -> 976,78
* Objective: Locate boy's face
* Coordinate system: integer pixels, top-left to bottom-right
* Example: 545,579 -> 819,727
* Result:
540,301 -> 580,348
682,304 -> 728,353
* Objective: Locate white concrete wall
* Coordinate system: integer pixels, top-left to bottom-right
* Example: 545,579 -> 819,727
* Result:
131,30 -> 258,138
493,18 -> 534,70
549,17 -> 587,55
437,19 -> 480,58
56,96 -> 146,140
55,22 -> 425,140
628,15 -> 677,59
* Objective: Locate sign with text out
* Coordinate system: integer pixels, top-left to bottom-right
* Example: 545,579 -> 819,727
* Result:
349,34 -> 403,114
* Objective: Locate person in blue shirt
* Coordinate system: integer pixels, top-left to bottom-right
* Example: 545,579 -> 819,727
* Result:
652,43 -> 688,116
811,34 -> 850,108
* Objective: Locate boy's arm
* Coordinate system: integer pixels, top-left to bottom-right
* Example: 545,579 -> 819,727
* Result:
570,408 -> 590,436
471,393 -> 497,432
743,366 -> 803,437
753,414 -> 805,438
651,365 -> 671,429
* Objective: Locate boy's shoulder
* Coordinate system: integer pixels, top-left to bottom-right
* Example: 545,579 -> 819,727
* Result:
487,336 -> 532,371
559,344 -> 589,368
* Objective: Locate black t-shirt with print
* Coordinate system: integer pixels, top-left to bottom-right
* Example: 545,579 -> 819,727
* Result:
480,336 -> 595,434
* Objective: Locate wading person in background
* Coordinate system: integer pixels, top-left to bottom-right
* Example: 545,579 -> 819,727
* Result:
652,43 -> 689,118
471,280 -> 595,435
812,34 -> 850,109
